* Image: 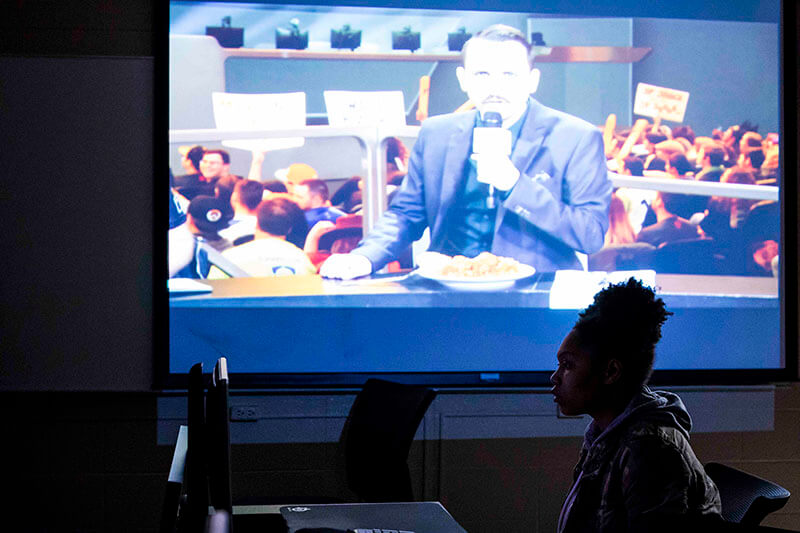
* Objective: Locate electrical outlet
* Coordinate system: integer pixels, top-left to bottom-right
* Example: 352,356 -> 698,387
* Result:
230,405 -> 258,421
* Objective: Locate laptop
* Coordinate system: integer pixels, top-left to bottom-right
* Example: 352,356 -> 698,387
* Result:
280,502 -> 467,533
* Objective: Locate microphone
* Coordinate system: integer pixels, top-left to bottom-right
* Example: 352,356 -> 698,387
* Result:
472,111 -> 511,208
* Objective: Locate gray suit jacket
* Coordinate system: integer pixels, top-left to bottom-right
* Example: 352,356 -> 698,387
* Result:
355,99 -> 612,272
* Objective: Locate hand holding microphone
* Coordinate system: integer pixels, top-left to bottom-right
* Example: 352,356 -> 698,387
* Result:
471,111 -> 520,192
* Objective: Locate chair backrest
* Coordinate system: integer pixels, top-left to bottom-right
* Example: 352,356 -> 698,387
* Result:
341,379 -> 436,503
705,462 -> 791,525
205,509 -> 231,533
159,425 -> 188,533
207,358 -> 233,516
180,362 -> 210,533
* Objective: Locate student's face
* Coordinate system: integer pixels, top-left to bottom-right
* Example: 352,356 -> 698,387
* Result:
550,329 -> 603,416
199,153 -> 224,179
456,38 -> 540,124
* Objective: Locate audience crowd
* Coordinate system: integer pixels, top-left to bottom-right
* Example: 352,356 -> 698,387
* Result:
169,120 -> 780,279
600,120 -> 779,276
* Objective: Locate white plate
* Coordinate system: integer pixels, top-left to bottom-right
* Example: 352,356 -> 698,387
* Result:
416,263 -> 536,291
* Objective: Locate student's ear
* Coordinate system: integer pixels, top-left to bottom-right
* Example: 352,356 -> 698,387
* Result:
603,359 -> 623,385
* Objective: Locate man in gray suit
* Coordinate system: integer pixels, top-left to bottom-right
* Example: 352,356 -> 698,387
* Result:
321,25 -> 611,279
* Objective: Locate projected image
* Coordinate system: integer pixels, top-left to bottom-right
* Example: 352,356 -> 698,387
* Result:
167,1 -> 782,380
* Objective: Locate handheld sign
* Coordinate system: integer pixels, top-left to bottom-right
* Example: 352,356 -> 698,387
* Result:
633,82 -> 690,123
212,91 -> 306,152
324,90 -> 407,127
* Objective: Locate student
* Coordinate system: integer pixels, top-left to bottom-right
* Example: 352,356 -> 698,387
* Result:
551,278 -> 721,532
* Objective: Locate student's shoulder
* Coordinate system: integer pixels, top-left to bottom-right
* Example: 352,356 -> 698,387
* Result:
619,420 -> 692,463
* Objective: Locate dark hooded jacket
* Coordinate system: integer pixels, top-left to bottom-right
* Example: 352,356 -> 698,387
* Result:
558,387 -> 722,533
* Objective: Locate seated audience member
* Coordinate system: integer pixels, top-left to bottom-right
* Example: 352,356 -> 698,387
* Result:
663,154 -> 708,218
172,196 -> 233,278
671,125 -> 695,146
174,146 -> 210,199
344,189 -> 363,214
643,131 -> 668,155
552,279 -> 721,533
691,136 -> 715,158
645,157 -> 666,172
695,143 -> 726,182
208,197 -> 316,278
614,156 -> 655,234
386,136 -> 410,175
760,143 -> 780,181
200,149 -> 237,182
739,148 -> 765,173
177,145 -> 204,177
213,178 -> 236,219
293,179 -> 346,227
739,130 -> 763,156
263,180 -> 288,195
636,191 -> 700,248
276,162 -> 318,195
387,170 -> 407,187
331,176 -> 364,214
175,149 -> 231,200
653,139 -> 685,164
751,240 -> 779,277
168,175 -> 195,278
186,196 -> 234,252
219,180 -> 263,243
665,153 -> 694,178
604,193 -> 636,246
702,167 -> 758,238
722,121 -> 758,160
622,156 -> 644,177
285,199 -> 311,249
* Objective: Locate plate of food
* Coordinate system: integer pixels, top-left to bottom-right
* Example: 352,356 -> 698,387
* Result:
415,251 -> 536,291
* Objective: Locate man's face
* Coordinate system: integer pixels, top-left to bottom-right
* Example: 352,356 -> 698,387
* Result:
181,153 -> 196,173
456,38 -> 540,125
199,153 -> 224,179
550,329 -> 603,416
293,184 -> 314,210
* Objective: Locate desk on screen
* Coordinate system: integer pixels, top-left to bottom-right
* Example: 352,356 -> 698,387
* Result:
169,273 -> 778,375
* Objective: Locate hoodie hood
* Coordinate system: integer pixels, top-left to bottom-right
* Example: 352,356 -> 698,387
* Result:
579,386 -> 692,476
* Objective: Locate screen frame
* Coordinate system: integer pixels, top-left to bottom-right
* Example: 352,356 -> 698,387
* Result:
156,0 -> 798,390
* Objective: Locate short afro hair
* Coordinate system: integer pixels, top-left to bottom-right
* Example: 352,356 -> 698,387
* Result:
573,278 -> 672,391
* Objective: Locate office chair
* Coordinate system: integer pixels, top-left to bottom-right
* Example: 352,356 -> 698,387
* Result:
206,510 -> 231,533
342,378 -> 437,502
159,426 -> 188,533
705,462 -> 791,525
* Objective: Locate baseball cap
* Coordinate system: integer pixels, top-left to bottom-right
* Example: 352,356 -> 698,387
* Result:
187,195 -> 232,234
